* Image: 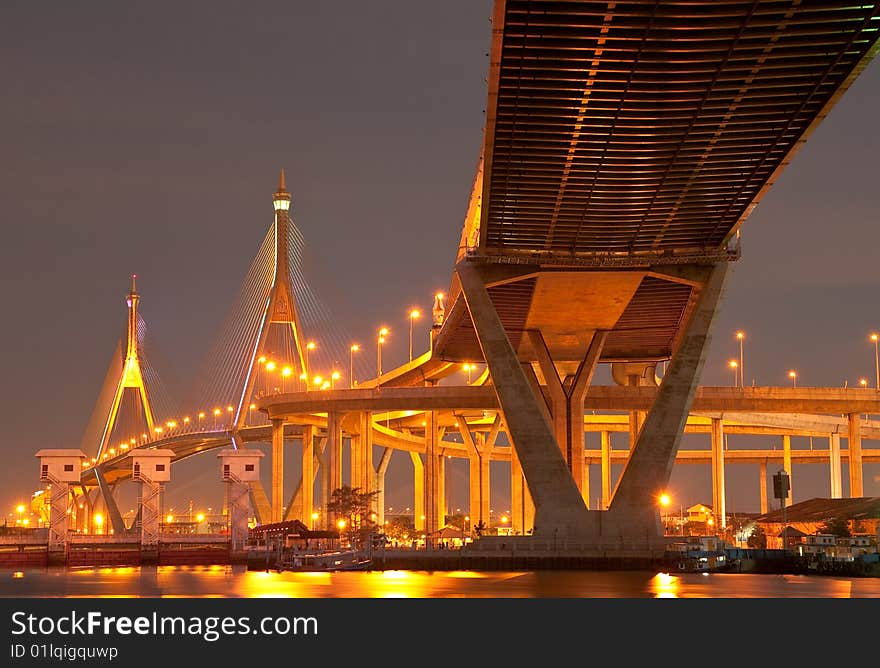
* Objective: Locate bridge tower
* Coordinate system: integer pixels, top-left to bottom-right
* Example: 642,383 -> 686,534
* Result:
94,274 -> 156,459
233,170 -> 308,430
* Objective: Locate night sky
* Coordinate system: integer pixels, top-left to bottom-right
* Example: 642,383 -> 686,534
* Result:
1,1 -> 878,521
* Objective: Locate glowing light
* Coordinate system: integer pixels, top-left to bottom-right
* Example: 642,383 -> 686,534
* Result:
307,342 -> 316,351
337,519 -> 346,530
728,360 -> 737,369
350,344 -> 360,352
198,412 -> 205,419
265,362 -> 276,372
872,333 -> 879,343
249,403 -> 256,410
410,309 -> 420,319
227,405 -> 234,413
213,408 -> 221,416
196,513 -> 205,523
183,416 -> 190,424
500,516 -> 509,524
311,512 -> 319,521
120,443 -> 128,451
16,504 -> 25,514
321,381 -> 330,390
258,356 -> 267,364
166,514 -> 174,524
659,493 -> 671,507
313,376 -> 324,386
93,513 -> 104,527
860,378 -> 868,387
736,331 -> 744,340
331,371 -> 341,380
282,366 -> 292,378
435,292 -> 444,300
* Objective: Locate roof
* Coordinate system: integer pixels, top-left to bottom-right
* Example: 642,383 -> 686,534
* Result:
250,519 -> 339,539
756,497 -> 880,524
428,525 -> 466,539
776,526 -> 808,539
687,504 -> 712,513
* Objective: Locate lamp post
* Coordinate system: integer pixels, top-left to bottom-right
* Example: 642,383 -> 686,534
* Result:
16,504 -> 25,526
462,363 -> 475,384
871,333 -> 879,389
349,344 -> 360,388
736,330 -> 745,387
728,359 -> 738,387
788,370 -> 797,388
408,309 -> 420,361
330,370 -> 341,390
659,493 -> 671,535
265,361 -> 276,394
281,366 -> 292,393
305,342 -> 316,389
377,327 -> 389,377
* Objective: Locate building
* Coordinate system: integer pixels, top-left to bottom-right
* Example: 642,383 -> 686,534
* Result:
755,497 -> 880,548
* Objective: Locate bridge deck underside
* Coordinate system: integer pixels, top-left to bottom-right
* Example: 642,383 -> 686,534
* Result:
480,1 -> 880,257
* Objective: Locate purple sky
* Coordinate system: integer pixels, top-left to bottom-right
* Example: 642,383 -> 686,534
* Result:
1,1 -> 878,520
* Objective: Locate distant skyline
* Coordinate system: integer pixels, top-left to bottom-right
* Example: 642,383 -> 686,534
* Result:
1,1 -> 879,519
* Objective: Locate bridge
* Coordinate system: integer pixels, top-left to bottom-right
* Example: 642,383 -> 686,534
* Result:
36,1 -> 880,558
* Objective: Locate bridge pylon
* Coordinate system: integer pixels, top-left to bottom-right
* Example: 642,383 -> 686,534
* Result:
93,274 -> 156,460
233,169 -> 309,430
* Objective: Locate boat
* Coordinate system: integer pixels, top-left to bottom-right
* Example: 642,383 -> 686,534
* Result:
275,548 -> 371,572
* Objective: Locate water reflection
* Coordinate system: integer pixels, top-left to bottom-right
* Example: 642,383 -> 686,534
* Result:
1,567 -> 879,598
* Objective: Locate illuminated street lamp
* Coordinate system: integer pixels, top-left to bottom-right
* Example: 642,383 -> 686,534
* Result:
349,344 -> 360,389
735,330 -> 745,386
197,412 -> 205,428
860,378 -> 868,388
728,359 -> 738,387
313,376 -> 324,389
462,363 -> 476,384
281,366 -> 292,392
331,370 -> 341,390
212,408 -> 221,428
16,504 -> 25,525
248,403 -> 256,425
265,361 -> 276,394
306,342 -> 316,377
377,327 -> 389,377
870,333 -> 879,389
659,493 -> 671,534
408,309 -> 420,361
227,405 -> 234,425
788,370 -> 797,388
93,513 -> 104,535
299,372 -> 307,391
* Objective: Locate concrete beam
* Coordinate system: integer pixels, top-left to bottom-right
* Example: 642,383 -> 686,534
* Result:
848,413 -> 863,497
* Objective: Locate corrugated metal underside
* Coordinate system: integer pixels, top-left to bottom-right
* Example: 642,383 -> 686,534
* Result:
482,0 -> 880,255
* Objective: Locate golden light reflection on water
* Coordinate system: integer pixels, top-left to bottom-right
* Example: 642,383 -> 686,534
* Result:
650,572 -> 680,598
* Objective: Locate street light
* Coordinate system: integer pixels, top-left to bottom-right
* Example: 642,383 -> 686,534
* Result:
16,504 -> 25,525
408,309 -> 420,361
212,408 -> 221,428
306,341 -> 316,377
870,333 -> 879,389
281,366 -> 292,392
736,330 -> 745,387
377,327 -> 389,377
265,361 -> 276,394
859,378 -> 868,388
349,344 -> 360,388
659,493 -> 671,535
728,359 -> 738,387
462,363 -> 475,384
788,370 -> 797,388
330,370 -> 341,390
248,403 -> 256,425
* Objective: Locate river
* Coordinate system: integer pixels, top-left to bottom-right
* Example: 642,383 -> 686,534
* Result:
2,566 -> 879,598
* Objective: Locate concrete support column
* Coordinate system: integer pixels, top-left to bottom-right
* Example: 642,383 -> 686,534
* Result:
783,434 -> 793,507
458,262 -> 589,537
710,418 -> 726,529
438,454 -> 447,528
759,461 -> 768,515
459,419 -> 490,535
610,263 -> 729,538
848,413 -> 863,497
423,411 -> 444,537
511,448 -> 523,534
601,431 -> 612,510
271,418 -> 284,523
528,330 -> 606,509
302,425 -> 315,528
362,412 -> 374,495
323,411 -> 343,525
375,448 -> 392,526
510,445 -> 535,535
829,433 -> 842,499
409,452 -> 425,532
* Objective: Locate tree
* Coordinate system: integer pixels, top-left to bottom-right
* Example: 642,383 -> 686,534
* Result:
747,524 -> 767,549
326,485 -> 380,548
818,517 -> 851,538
